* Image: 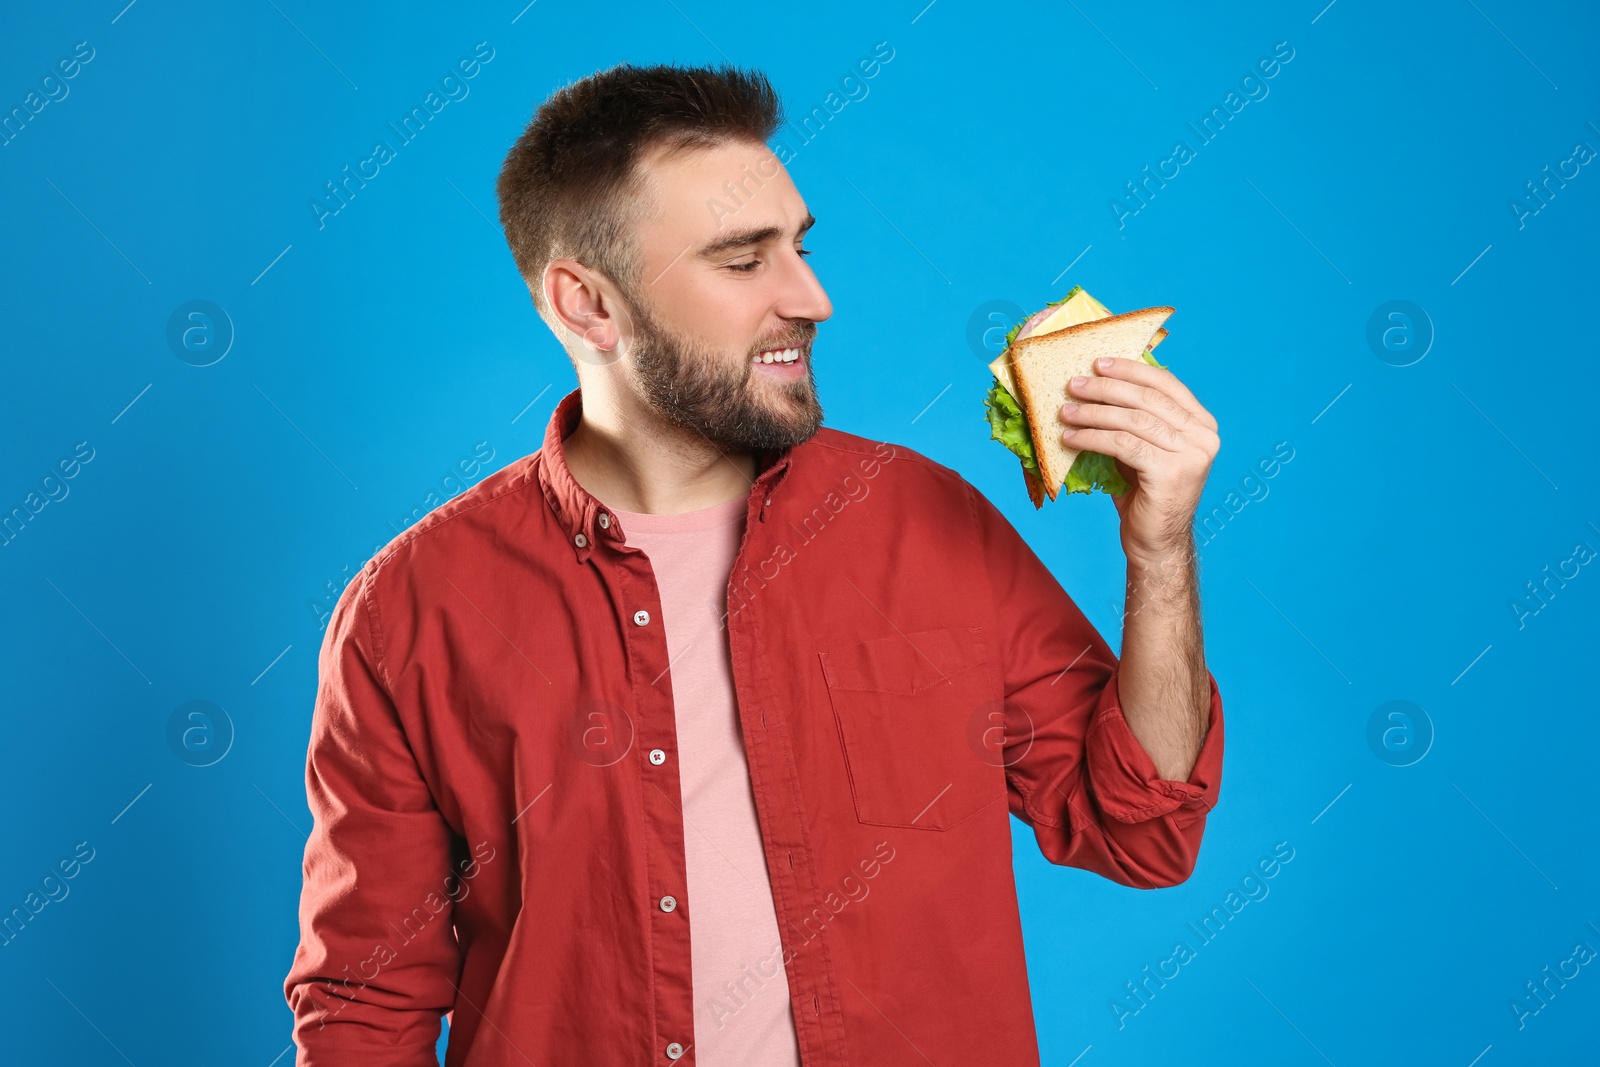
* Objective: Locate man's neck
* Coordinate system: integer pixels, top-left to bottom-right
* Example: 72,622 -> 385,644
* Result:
562,392 -> 757,515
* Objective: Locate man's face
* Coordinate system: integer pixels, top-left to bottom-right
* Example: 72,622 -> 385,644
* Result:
613,139 -> 833,453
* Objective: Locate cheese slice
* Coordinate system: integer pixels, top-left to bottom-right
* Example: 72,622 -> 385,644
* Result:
1032,288 -> 1114,333
989,287 -> 1164,396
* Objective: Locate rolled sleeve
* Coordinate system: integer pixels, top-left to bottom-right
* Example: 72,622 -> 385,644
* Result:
964,479 -> 1225,889
283,571 -> 461,1065
1083,666 -> 1223,824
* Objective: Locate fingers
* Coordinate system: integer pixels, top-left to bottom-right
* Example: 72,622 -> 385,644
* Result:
1082,357 -> 1217,432
1059,394 -> 1184,452
1063,372 -> 1199,440
1058,424 -> 1170,470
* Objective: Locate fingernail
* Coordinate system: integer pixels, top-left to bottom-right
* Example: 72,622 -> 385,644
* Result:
1070,376 -> 1086,389
1061,428 -> 1077,439
1096,357 -> 1112,369
1061,402 -> 1079,414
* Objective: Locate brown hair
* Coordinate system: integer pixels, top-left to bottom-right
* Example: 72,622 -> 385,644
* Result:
496,63 -> 783,328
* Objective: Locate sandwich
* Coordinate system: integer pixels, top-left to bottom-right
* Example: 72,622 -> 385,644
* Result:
983,286 -> 1174,508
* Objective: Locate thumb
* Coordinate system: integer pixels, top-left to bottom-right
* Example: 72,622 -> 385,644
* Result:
1113,456 -> 1137,484
1113,458 -> 1139,507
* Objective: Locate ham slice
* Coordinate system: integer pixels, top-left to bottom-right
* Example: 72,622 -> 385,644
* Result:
1012,304 -> 1060,343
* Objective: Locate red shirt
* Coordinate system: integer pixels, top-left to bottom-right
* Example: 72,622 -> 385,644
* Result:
283,387 -> 1225,1066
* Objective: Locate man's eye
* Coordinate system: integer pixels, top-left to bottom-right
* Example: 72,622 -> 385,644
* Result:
726,248 -> 811,273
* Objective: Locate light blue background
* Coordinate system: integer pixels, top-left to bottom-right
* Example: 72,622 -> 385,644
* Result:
2,0 -> 1596,1063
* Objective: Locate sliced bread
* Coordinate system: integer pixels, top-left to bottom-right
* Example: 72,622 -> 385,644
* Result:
1009,306 -> 1175,501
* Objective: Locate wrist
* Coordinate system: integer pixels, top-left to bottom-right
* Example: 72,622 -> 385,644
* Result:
1122,529 -> 1195,573
1122,540 -> 1195,615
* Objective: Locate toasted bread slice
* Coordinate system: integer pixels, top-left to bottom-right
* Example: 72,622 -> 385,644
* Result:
1021,462 -> 1046,509
1010,306 -> 1174,501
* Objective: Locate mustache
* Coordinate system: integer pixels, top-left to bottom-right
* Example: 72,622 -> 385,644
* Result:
751,324 -> 817,354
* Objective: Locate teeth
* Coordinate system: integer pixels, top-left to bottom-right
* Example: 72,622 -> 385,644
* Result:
755,347 -> 802,365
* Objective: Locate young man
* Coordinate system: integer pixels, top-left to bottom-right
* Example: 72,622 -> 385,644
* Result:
284,64 -> 1225,1067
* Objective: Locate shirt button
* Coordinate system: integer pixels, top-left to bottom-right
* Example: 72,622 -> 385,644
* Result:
666,1043 -> 685,1059
649,748 -> 666,765
633,609 -> 650,626
573,532 -> 588,548
597,512 -> 611,529
659,895 -> 677,912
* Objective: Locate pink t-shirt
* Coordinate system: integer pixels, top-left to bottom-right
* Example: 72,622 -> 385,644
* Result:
612,494 -> 803,1067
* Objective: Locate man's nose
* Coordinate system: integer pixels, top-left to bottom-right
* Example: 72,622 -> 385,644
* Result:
775,250 -> 833,324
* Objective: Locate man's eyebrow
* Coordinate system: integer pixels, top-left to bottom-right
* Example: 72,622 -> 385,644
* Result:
695,213 -> 816,259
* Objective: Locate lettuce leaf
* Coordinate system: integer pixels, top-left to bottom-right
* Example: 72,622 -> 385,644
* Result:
983,345 -> 1165,498
1063,449 -> 1129,496
984,377 -> 1037,470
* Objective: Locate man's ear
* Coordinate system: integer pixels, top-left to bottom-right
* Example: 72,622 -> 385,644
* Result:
544,259 -> 627,355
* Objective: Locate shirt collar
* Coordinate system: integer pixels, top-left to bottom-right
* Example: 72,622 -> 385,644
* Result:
538,387 -> 795,563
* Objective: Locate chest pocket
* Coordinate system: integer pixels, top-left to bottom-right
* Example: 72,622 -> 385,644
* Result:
819,626 -> 1001,831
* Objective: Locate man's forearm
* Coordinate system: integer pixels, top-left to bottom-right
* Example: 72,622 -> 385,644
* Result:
1116,532 -> 1209,782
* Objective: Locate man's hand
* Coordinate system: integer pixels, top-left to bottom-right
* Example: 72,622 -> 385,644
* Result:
1057,356 -> 1220,562
1058,354 -> 1219,784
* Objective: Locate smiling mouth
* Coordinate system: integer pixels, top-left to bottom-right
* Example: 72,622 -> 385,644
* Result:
752,344 -> 806,366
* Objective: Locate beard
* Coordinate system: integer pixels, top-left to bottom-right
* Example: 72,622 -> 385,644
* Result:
624,293 -> 824,454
